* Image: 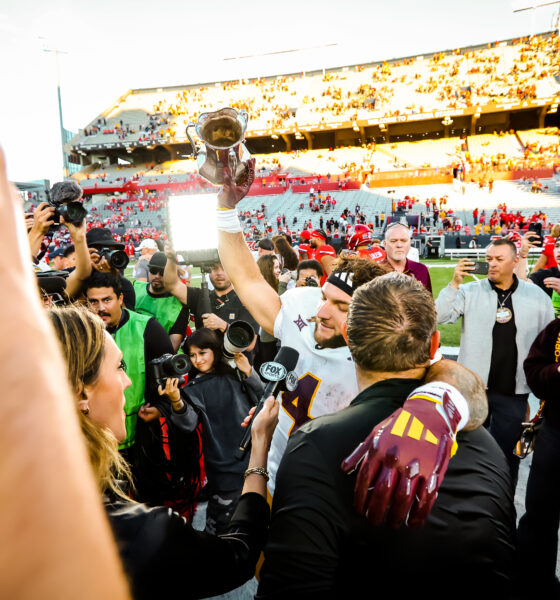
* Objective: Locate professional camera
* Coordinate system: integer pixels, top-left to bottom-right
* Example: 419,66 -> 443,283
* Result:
223,320 -> 255,360
47,181 -> 88,227
304,276 -> 319,287
98,247 -> 129,270
150,353 -> 191,388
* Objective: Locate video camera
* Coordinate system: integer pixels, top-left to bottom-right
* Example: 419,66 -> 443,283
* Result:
223,320 -> 255,360
150,353 -> 191,387
47,181 -> 88,227
97,247 -> 129,270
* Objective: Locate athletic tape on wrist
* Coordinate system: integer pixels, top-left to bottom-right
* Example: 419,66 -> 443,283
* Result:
407,381 -> 470,432
216,207 -> 242,234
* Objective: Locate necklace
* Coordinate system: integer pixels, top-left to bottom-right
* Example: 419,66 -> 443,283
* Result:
496,290 -> 513,323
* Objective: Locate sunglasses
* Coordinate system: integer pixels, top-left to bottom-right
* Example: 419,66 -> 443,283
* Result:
385,221 -> 410,230
149,267 -> 165,276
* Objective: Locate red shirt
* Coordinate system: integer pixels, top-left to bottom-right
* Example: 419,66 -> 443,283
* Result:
358,247 -> 387,262
542,236 -> 558,268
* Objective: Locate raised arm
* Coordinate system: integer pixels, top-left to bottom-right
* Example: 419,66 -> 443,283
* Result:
0,147 -> 130,599
63,217 -> 92,298
163,242 -> 188,304
217,161 -> 282,336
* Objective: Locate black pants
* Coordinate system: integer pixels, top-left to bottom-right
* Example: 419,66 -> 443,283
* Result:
485,391 -> 528,490
517,421 -> 560,588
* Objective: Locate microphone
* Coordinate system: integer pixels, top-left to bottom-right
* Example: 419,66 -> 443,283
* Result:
235,345 -> 299,460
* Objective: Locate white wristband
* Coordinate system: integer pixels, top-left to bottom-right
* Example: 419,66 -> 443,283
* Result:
408,381 -> 470,431
216,207 -> 242,234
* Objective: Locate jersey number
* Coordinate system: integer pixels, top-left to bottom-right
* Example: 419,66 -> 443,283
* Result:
280,373 -> 321,435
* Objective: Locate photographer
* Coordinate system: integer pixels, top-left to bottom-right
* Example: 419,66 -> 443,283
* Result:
27,182 -> 92,299
133,251 -> 190,351
183,327 -> 264,535
163,243 -> 258,351
295,259 -> 323,287
86,227 -> 136,309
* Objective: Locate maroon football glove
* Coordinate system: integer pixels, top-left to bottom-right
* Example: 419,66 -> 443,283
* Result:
341,382 -> 468,529
217,158 -> 256,210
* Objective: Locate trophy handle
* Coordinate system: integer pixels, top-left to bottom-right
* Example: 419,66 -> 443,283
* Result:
228,148 -> 238,181
186,122 -> 198,157
240,110 -> 249,136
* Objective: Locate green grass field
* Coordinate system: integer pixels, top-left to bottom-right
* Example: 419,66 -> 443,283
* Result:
424,258 -> 486,347
127,258 -> 472,348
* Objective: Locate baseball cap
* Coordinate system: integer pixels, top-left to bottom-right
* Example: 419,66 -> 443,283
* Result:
148,252 -> 167,269
300,230 -> 311,241
49,247 -> 66,259
86,227 -> 125,249
139,238 -> 158,251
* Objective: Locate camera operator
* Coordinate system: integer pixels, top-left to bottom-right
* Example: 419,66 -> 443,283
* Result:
133,251 -> 190,351
27,185 -> 92,299
83,271 -> 183,504
86,227 -> 136,309
163,243 -> 258,353
295,259 -> 324,288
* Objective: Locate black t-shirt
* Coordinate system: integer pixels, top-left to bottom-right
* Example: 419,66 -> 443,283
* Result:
185,286 -> 259,335
487,277 -> 518,395
529,266 -> 560,298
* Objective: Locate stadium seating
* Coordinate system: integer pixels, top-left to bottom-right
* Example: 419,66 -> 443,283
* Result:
70,34 -> 560,151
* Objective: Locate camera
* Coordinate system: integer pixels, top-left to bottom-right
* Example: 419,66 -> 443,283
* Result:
150,353 -> 191,387
304,276 -> 319,287
47,181 -> 88,227
98,247 -> 129,270
223,320 -> 255,360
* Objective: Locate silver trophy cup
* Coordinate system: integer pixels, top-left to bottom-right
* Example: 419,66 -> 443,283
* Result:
186,108 -> 250,185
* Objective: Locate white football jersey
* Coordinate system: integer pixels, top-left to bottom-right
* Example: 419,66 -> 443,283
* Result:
267,287 -> 358,493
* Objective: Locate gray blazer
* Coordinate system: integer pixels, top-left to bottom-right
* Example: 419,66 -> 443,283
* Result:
436,278 -> 554,394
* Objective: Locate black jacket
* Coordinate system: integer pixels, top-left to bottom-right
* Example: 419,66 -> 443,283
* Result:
106,492 -> 269,600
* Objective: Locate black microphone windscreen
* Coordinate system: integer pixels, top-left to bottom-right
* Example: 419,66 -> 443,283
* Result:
272,346 -> 299,372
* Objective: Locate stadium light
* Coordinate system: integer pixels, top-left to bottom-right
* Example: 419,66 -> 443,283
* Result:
167,193 -> 220,265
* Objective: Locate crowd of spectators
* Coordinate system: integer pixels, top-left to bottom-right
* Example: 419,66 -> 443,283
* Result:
73,33 -> 560,150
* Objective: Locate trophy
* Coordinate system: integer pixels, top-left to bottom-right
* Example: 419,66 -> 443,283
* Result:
186,108 -> 250,185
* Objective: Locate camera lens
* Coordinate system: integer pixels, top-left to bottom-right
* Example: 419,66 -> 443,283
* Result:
62,202 -> 87,225
170,354 -> 190,374
107,250 -> 129,271
228,328 -> 252,347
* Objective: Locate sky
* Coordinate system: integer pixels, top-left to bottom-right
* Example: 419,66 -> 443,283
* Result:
0,0 -> 557,185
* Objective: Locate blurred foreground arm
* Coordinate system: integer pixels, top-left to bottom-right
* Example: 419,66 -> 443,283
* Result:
0,148 -> 130,599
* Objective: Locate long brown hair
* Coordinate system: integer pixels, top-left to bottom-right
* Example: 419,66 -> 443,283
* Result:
257,254 -> 279,292
49,305 -> 134,501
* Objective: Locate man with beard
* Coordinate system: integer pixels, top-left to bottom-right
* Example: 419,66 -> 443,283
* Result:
133,252 -> 190,351
163,254 -> 258,350
83,272 -> 174,453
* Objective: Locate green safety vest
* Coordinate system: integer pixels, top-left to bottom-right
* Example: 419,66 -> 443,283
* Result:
552,290 -> 560,318
133,280 -> 183,333
113,309 -> 151,450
